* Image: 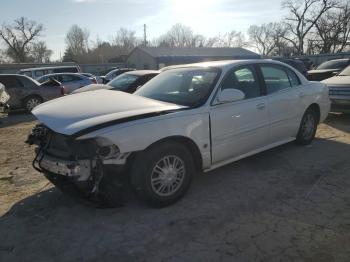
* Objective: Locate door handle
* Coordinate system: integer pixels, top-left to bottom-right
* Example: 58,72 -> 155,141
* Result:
299,92 -> 305,98
256,103 -> 266,110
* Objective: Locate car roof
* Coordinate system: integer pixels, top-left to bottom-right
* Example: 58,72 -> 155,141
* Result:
0,73 -> 26,76
125,70 -> 160,76
19,66 -> 78,72
325,58 -> 350,62
109,68 -> 135,72
39,73 -> 84,77
161,59 -> 294,71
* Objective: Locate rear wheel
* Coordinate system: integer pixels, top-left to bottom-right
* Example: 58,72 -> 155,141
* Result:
130,142 -> 195,207
24,96 -> 42,112
296,107 -> 318,145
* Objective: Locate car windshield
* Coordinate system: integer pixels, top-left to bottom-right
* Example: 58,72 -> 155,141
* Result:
107,73 -> 139,91
317,60 -> 348,70
338,66 -> 350,76
105,69 -> 119,78
135,67 -> 220,107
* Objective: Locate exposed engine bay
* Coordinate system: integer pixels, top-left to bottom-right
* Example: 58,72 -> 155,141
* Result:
26,124 -> 130,207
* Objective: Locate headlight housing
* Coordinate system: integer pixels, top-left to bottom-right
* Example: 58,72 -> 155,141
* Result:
95,137 -> 120,159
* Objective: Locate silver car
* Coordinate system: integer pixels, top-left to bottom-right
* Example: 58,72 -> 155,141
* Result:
37,73 -> 94,94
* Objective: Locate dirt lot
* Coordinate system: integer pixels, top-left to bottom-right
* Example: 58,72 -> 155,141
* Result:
0,113 -> 350,262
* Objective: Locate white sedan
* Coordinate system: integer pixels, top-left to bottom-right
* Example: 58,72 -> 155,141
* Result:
27,60 -> 330,207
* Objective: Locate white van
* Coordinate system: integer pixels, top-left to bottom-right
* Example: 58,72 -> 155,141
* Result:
18,65 -> 81,79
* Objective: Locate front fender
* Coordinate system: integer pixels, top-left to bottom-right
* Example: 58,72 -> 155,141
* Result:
78,112 -> 212,169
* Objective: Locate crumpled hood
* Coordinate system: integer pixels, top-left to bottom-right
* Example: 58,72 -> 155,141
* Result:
32,90 -> 185,136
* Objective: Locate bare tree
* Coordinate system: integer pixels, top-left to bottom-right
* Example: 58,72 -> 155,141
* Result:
212,31 -> 246,48
157,24 -> 199,47
31,41 -> 52,63
248,23 -> 285,55
113,28 -> 139,53
0,17 -> 43,62
282,0 -> 339,54
313,2 -> 350,53
65,25 -> 89,59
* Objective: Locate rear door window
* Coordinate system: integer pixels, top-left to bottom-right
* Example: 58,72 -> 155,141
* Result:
34,70 -> 46,77
0,76 -> 23,88
260,65 -> 291,94
61,74 -> 81,82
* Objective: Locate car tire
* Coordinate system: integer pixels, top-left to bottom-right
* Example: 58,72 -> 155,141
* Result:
130,142 -> 195,207
24,96 -> 42,113
296,107 -> 318,145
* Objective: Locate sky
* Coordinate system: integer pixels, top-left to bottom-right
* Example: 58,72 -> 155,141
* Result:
1,0 -> 287,60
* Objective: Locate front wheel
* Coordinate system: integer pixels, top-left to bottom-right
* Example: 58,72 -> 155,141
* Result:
130,142 -> 195,207
296,107 -> 318,145
24,96 -> 42,112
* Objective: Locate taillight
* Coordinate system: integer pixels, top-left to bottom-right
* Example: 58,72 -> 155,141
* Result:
60,86 -> 66,95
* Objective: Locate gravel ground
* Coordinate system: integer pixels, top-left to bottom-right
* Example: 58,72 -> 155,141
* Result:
0,112 -> 349,262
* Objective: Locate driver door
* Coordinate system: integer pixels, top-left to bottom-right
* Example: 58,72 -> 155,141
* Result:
210,65 -> 270,164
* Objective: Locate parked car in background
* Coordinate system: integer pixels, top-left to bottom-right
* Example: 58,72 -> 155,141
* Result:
294,57 -> 314,70
322,65 -> 350,112
27,60 -> 330,207
18,65 -> 81,79
73,70 -> 159,94
0,83 -> 10,113
37,73 -> 94,94
101,68 -> 135,84
0,74 -> 63,112
307,58 -> 350,81
79,73 -> 103,84
272,58 -> 308,77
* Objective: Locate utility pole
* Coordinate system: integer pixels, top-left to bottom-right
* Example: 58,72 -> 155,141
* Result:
143,24 -> 147,46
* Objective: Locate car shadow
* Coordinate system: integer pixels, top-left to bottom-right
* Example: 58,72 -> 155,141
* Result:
0,112 -> 36,128
325,112 -> 350,133
1,137 -> 349,261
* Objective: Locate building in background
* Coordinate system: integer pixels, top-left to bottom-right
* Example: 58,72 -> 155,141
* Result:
127,47 -> 261,70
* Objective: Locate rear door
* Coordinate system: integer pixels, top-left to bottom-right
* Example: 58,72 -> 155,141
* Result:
259,64 -> 302,143
210,65 -> 270,164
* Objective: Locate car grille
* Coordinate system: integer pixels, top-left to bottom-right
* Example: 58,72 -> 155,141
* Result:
30,124 -> 98,159
329,86 -> 350,99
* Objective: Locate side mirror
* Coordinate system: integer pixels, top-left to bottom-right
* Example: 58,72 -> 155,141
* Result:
216,89 -> 245,104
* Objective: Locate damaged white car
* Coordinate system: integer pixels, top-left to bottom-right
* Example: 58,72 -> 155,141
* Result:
27,60 -> 330,207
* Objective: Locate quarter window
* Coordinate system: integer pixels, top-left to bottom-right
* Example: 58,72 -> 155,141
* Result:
286,69 -> 301,86
221,66 -> 261,99
260,65 -> 291,94
34,70 -> 45,77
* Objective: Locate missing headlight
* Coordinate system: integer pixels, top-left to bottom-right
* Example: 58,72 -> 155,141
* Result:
97,145 -> 119,159
95,137 -> 120,159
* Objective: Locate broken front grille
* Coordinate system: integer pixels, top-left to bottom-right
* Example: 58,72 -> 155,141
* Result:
29,124 -> 98,160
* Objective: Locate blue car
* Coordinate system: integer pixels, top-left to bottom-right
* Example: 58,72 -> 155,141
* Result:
37,73 -> 95,94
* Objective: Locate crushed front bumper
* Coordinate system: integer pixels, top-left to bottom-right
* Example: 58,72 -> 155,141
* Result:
35,152 -> 93,181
